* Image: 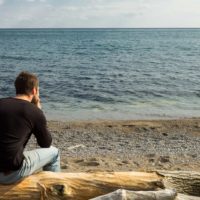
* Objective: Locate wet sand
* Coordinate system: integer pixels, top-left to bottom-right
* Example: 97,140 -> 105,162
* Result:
27,118 -> 200,172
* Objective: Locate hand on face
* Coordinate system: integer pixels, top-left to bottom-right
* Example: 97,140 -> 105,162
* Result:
31,87 -> 41,109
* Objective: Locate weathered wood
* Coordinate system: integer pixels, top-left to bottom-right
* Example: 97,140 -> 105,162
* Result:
91,189 -> 177,200
0,171 -> 200,200
176,194 -> 200,200
91,189 -> 200,200
157,171 -> 200,196
0,171 -> 163,200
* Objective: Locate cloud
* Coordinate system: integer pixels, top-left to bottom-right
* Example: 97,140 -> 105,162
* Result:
26,0 -> 46,2
0,0 -> 200,28
0,0 -> 4,5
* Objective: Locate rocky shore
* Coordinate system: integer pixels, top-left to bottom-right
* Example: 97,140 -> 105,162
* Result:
27,118 -> 200,172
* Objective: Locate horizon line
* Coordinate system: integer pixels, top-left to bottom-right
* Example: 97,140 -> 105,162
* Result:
0,27 -> 200,29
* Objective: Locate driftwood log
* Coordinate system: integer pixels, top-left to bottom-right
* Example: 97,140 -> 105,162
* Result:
91,189 -> 200,200
0,171 -> 199,200
157,171 -> 200,196
0,171 -> 163,200
91,189 -> 177,200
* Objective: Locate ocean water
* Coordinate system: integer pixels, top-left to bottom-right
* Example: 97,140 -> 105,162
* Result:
0,28 -> 200,120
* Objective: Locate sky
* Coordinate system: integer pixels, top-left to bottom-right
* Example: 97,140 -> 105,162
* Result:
0,0 -> 200,28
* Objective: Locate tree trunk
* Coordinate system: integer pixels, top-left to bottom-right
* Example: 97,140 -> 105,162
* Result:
0,171 -> 200,200
0,171 -> 163,200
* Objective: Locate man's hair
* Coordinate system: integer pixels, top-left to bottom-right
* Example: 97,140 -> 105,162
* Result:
15,71 -> 39,95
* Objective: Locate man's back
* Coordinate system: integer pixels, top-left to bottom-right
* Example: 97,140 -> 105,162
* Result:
0,97 -> 52,171
0,71 -> 60,184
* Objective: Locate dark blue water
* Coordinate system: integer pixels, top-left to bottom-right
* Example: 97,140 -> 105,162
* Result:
0,28 -> 200,120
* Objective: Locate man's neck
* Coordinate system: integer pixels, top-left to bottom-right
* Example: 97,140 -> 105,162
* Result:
15,95 -> 32,102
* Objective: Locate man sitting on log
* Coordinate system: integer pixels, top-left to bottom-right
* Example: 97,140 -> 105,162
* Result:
0,71 -> 60,184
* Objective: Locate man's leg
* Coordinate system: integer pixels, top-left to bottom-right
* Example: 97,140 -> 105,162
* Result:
20,146 -> 60,176
0,146 -> 60,184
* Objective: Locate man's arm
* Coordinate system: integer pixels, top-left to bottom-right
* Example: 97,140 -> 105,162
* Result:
31,88 -> 51,147
33,110 -> 52,148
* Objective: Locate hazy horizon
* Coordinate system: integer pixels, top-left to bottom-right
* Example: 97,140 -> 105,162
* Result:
1,27 -> 200,29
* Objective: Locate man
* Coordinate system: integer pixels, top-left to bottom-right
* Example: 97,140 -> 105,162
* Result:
0,71 -> 60,184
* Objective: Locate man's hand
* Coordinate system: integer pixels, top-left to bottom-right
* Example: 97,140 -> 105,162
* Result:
31,95 -> 42,109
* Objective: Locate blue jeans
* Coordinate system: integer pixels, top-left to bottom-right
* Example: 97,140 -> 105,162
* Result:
0,146 -> 60,184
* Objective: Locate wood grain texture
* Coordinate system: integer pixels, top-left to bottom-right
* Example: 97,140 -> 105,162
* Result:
157,171 -> 200,196
0,171 -> 163,200
91,189 -> 177,200
0,171 -> 200,199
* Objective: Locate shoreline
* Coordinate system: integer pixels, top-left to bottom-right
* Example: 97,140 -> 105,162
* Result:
45,109 -> 200,122
28,117 -> 200,172
48,116 -> 200,123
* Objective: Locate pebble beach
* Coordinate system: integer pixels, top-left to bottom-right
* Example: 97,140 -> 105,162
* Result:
27,118 -> 200,173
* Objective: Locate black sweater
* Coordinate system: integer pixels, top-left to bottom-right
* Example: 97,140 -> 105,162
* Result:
0,97 -> 52,171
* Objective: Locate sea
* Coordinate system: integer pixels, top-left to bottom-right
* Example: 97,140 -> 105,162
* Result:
0,28 -> 199,120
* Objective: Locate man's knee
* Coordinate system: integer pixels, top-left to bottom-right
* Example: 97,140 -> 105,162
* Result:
49,146 -> 60,158
43,146 -> 60,172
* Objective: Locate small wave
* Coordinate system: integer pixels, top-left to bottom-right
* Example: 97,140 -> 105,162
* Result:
195,92 -> 200,97
70,92 -> 115,103
78,76 -> 92,80
75,52 -> 88,56
137,90 -> 165,98
0,55 -> 35,61
82,105 -> 104,111
178,47 -> 191,51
